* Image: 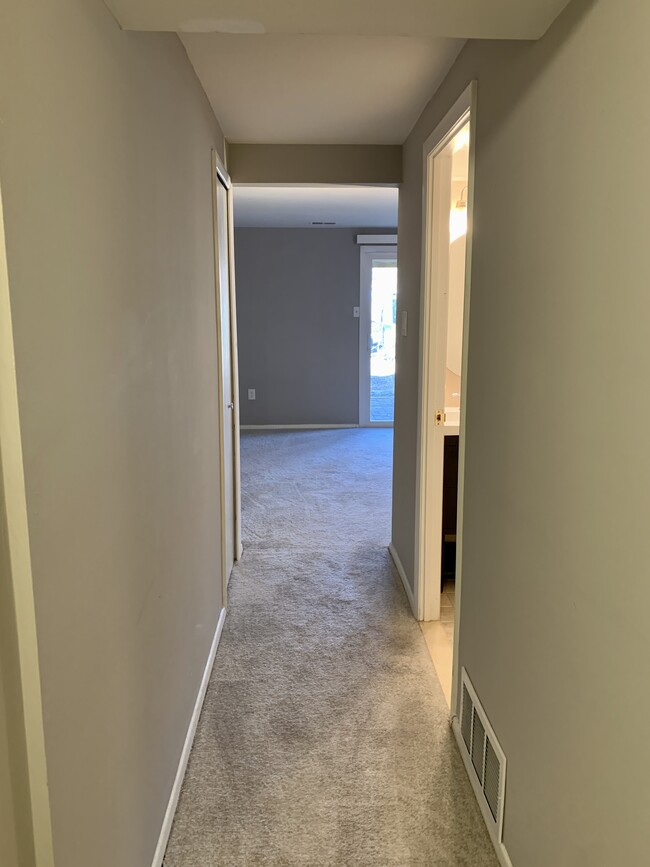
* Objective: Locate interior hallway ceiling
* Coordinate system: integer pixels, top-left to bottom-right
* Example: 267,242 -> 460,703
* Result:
103,0 -> 572,145
179,33 -> 463,144
233,185 -> 399,229
104,1 -> 572,39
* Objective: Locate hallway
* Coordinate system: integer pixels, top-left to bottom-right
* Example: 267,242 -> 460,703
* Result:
164,429 -> 496,866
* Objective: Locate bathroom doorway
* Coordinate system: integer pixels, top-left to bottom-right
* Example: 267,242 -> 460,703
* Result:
416,84 -> 475,709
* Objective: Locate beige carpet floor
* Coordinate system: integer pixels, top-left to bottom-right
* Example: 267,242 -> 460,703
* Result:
163,429 -> 497,866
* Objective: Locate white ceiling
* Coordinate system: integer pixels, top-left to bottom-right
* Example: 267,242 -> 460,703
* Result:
181,34 -> 463,144
233,186 -> 399,229
104,0 -> 571,145
104,0 -> 571,41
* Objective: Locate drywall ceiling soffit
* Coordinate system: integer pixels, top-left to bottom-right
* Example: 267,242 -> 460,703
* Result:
226,144 -> 402,185
180,34 -> 464,144
104,0 -> 572,41
233,185 -> 399,229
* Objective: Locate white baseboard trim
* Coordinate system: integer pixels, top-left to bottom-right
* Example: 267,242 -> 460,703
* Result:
241,424 -> 359,431
151,607 -> 227,867
388,543 -> 418,619
451,717 -> 514,867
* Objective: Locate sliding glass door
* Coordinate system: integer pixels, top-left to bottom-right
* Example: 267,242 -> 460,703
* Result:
359,247 -> 398,426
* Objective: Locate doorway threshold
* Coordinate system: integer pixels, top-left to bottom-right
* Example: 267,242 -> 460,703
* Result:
419,580 -> 455,707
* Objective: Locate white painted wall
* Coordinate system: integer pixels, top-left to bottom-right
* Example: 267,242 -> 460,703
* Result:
0,1 -> 226,865
393,0 -> 650,862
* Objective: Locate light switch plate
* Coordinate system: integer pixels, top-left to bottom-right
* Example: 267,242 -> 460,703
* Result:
401,311 -> 408,337
353,307 -> 360,318
248,389 -> 256,400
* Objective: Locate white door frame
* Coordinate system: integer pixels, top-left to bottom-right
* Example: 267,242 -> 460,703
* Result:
225,166 -> 243,564
359,245 -> 398,428
211,150 -> 242,606
414,83 -> 477,710
0,177 -> 55,866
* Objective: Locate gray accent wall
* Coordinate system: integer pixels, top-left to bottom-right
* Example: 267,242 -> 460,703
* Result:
236,228 -> 393,426
393,0 -> 650,864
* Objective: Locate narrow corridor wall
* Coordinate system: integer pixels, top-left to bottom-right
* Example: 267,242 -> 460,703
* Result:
0,1 -> 227,865
393,0 -> 650,863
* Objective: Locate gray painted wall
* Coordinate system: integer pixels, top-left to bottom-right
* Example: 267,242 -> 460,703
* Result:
0,2 -> 226,866
393,0 -> 650,864
236,228 -> 393,426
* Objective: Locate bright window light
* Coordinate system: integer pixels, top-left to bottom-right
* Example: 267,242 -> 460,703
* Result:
449,207 -> 467,243
453,126 -> 470,153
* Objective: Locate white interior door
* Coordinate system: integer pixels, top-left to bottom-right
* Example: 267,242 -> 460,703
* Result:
213,154 -> 239,599
421,149 -> 453,620
418,107 -> 472,623
359,246 -> 398,427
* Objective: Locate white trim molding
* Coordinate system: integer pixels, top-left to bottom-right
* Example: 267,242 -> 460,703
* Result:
212,149 -> 241,603
241,424 -> 359,431
226,171 -> 243,564
415,82 -> 476,626
0,177 -> 56,867
151,607 -> 227,867
388,544 -> 417,618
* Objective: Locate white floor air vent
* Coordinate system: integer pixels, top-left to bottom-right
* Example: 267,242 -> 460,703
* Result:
458,668 -> 507,844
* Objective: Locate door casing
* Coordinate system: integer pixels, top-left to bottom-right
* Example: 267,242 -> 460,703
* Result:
211,151 -> 242,606
0,174 -> 55,867
415,83 -> 477,716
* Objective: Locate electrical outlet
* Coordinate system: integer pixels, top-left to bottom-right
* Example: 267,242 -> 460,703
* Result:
353,306 -> 360,318
248,389 -> 256,400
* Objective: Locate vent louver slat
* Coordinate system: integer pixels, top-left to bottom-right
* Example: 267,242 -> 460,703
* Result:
483,739 -> 501,822
471,711 -> 486,782
461,684 -> 473,751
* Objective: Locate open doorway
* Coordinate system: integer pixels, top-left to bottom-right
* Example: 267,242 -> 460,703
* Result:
416,85 -> 476,709
359,246 -> 398,427
231,183 -> 398,579
231,186 -> 398,431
